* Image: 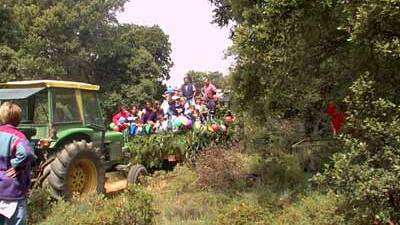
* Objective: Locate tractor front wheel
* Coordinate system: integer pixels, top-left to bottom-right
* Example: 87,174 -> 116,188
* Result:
46,140 -> 105,198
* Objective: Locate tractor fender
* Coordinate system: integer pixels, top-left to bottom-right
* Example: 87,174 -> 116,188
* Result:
51,128 -> 94,150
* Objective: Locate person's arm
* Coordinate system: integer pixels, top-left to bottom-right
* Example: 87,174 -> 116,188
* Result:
141,113 -> 148,124
191,85 -> 196,98
10,139 -> 35,169
112,113 -> 119,125
150,112 -> 157,123
211,84 -> 217,94
201,87 -> 206,97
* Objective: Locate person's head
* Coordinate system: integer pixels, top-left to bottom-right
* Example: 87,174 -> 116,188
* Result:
118,105 -> 128,113
195,98 -> 201,105
204,78 -> 210,86
179,97 -> 186,105
131,105 -> 138,114
184,76 -> 192,84
188,105 -> 195,113
184,77 -> 189,84
154,101 -> 161,109
0,102 -> 22,127
145,101 -> 152,110
194,109 -> 200,117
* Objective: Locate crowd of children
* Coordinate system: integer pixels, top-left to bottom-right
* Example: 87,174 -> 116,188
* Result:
109,77 -> 233,136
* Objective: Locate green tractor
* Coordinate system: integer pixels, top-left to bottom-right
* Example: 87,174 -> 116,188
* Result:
0,80 -> 147,198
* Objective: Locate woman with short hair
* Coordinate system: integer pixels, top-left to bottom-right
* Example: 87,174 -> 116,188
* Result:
0,102 -> 35,225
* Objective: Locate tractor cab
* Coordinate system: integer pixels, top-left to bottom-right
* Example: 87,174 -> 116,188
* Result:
0,80 -> 107,142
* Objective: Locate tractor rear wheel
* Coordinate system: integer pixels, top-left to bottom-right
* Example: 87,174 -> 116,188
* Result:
127,164 -> 147,185
46,140 -> 105,198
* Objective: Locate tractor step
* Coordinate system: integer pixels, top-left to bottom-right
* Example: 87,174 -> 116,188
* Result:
104,171 -> 128,194
114,163 -> 131,171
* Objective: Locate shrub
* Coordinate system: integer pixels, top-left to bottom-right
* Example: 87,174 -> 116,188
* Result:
251,153 -> 306,191
216,200 -> 272,225
38,185 -> 156,225
126,133 -> 187,169
126,127 -> 236,170
195,147 -> 244,190
273,192 -> 346,225
28,188 -> 53,224
318,75 -> 400,224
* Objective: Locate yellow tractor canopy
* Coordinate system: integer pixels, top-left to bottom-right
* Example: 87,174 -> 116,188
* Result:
0,80 -> 100,91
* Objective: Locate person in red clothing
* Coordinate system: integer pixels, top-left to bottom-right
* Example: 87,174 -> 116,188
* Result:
112,106 -> 129,132
201,79 -> 217,120
326,102 -> 346,135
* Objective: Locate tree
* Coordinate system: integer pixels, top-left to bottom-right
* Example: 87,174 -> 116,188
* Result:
185,70 -> 227,92
210,1 -> 400,222
0,0 -> 172,115
318,75 -> 400,224
209,0 -> 400,122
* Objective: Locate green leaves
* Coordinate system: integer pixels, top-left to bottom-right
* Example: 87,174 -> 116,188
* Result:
318,75 -> 400,223
0,1 -> 172,117
210,0 -> 400,121
210,1 -> 400,222
125,125 -> 235,170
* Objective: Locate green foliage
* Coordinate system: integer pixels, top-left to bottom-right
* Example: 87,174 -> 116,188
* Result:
0,1 -> 172,115
318,75 -> 400,224
256,154 -> 306,191
126,133 -> 187,169
216,200 -> 272,225
126,123 -> 236,169
148,148 -> 344,225
273,192 -> 346,225
36,185 -> 156,225
148,166 -> 230,225
28,188 -> 53,224
102,78 -> 164,117
186,70 -> 228,91
210,0 -> 400,123
209,2 -> 400,222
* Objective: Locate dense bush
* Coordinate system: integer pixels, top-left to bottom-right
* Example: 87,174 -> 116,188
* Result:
318,76 -> 400,224
126,133 -> 187,168
252,154 -> 306,191
126,125 -> 236,169
195,147 -> 244,190
35,185 -> 156,225
28,189 -> 53,224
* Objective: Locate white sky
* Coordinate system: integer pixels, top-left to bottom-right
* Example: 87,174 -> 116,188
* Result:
117,0 -> 233,87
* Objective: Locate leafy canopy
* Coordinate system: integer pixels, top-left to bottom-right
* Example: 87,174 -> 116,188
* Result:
0,0 -> 173,115
210,0 -> 400,121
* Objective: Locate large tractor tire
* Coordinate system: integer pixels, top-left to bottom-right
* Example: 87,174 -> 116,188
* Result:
46,140 -> 105,198
127,164 -> 147,185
